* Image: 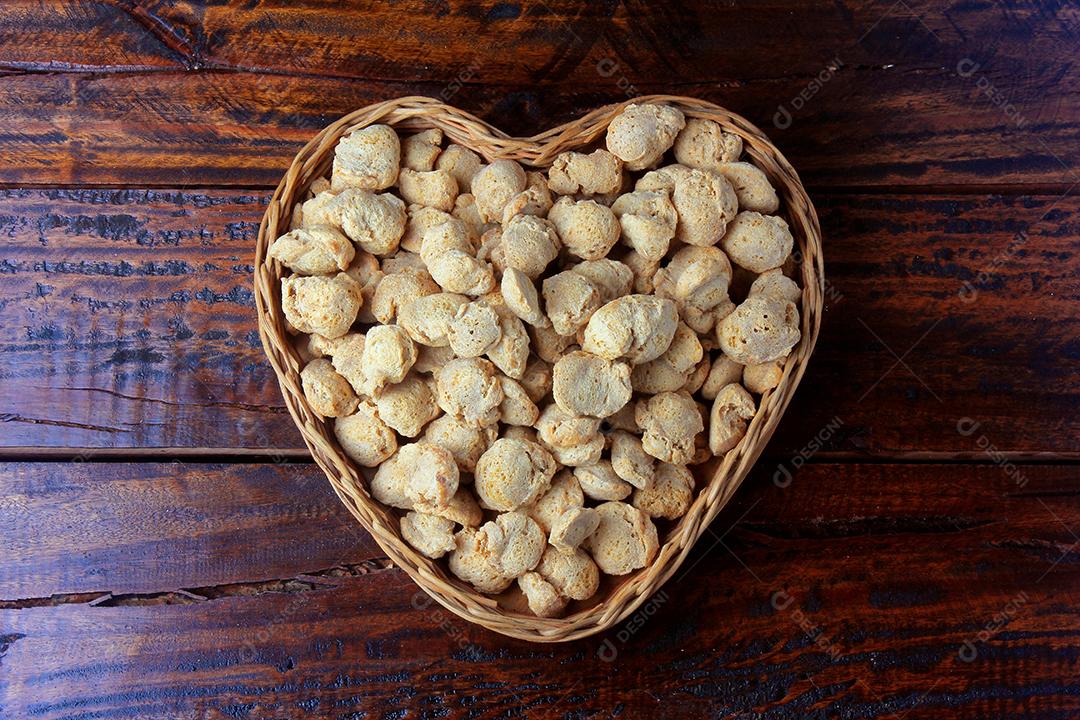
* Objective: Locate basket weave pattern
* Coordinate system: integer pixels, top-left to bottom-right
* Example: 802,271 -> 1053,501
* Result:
254,95 -> 824,642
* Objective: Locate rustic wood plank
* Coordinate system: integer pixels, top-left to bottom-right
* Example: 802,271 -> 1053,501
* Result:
2,0 -> 1074,87
0,461 -> 382,599
1,463 -> 1076,718
0,67 -> 1074,188
1,188 -> 1076,456
0,1 -> 185,72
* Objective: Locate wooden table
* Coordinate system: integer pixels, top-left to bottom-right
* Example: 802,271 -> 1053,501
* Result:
1,2 -> 1077,718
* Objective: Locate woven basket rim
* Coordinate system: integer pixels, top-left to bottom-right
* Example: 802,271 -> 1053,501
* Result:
253,94 -> 824,643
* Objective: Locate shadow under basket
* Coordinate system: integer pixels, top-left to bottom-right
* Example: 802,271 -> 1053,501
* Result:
253,94 -> 824,642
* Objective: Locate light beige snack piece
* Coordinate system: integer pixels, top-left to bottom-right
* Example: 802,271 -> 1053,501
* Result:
331,124 -> 400,192
299,190 -> 340,230
529,323 -> 575,364
536,546 -> 600,601
683,296 -> 736,336
281,272 -> 362,339
500,214 -> 561,279
397,168 -> 458,212
451,192 -> 486,232
536,403 -> 602,449
574,461 -> 633,502
434,357 -> 503,427
474,438 -> 557,511
585,501 -> 660,576
501,267 -> 548,328
420,219 -> 495,296
422,413 -> 496,472
684,356 -> 711,394
308,176 -> 331,197
611,189 -> 677,261
501,171 -> 554,223
701,354 -> 744,400
446,301 -> 502,358
475,511 -> 545,578
716,161 -> 780,213
634,163 -> 691,194
552,350 -> 632,418
475,227 -> 507,275
412,344 -> 457,375
570,259 -> 633,305
542,270 -> 602,337
672,167 -> 739,246
605,103 -> 686,171
518,358 -> 553,404
610,430 -> 655,490
400,512 -> 456,559
721,211 -> 794,273
269,226 -> 355,276
709,382 -> 757,455
548,149 -> 623,196
498,375 -> 540,427
361,324 -> 417,390
517,572 -> 568,618
471,159 -> 527,223
322,333 -> 370,396
425,487 -> 484,527
436,144 -> 483,191
653,245 -> 732,319
548,435 -> 604,467
621,248 -> 661,293
631,322 -> 704,394
632,462 -> 695,520
606,402 -> 639,433
673,118 -> 744,171
370,268 -> 439,325
547,197 -> 620,261
530,470 -> 584,534
580,294 -> 679,364
334,189 -> 407,257
385,441 -> 460,510
449,527 -> 513,593
743,359 -> 785,394
550,506 -> 601,553
400,204 -> 453,253
334,399 -> 397,468
749,268 -> 801,303
374,373 -> 440,437
503,426 -> 537,444
301,358 -> 359,418
717,295 -> 801,365
381,251 -> 426,275
485,314 -> 530,379
398,292 -> 470,347
401,128 -> 443,172
635,391 -> 704,464
344,251 -> 383,323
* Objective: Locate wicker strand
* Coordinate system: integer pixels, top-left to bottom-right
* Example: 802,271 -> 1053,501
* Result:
253,95 -> 824,642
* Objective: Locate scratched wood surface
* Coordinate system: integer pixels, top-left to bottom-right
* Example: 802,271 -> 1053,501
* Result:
0,1 -> 1077,719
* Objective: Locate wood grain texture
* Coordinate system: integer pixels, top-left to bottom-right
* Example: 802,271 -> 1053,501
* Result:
2,462 -> 1077,718
2,1 -> 1074,84
0,67 -> 1074,189
0,462 -> 382,600
1,188 -> 1075,456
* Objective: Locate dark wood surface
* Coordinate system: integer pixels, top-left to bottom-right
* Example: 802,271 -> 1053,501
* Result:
1,2 -> 1076,718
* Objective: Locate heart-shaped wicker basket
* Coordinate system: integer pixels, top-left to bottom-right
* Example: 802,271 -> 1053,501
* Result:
254,95 -> 823,642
